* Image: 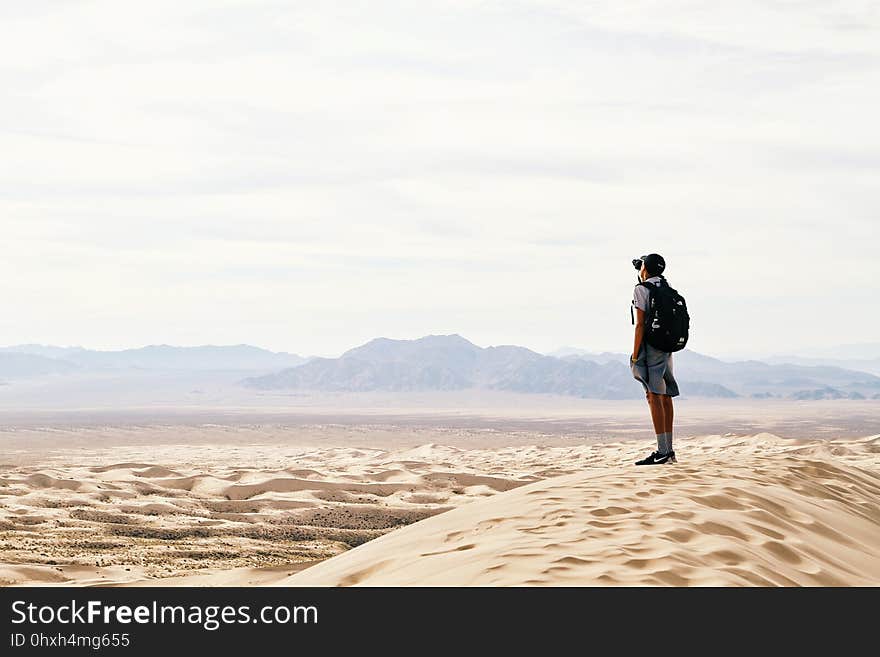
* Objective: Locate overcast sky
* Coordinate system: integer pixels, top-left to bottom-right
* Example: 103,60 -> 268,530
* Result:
2,1 -> 878,358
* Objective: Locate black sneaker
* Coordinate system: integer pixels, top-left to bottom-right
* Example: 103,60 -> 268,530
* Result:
667,450 -> 677,463
635,451 -> 671,466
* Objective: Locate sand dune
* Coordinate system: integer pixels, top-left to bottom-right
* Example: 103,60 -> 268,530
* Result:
283,434 -> 880,586
1,433 -> 591,586
1,426 -> 877,586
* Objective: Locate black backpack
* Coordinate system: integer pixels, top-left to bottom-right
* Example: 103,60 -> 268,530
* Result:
631,276 -> 690,352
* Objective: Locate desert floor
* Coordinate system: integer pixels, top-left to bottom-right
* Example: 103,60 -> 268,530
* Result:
0,396 -> 877,586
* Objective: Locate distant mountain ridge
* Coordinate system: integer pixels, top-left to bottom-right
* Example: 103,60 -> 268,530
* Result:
763,354 -> 880,377
243,334 -> 880,400
0,344 -> 307,375
2,337 -> 878,400
0,352 -> 80,379
553,347 -> 880,400
244,334 -> 643,398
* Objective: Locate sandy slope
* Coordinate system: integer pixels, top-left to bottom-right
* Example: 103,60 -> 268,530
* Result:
0,435 -> 592,586
2,430 -> 878,586
283,434 -> 880,586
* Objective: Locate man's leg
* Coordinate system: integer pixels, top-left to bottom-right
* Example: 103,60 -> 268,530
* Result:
661,394 -> 673,432
660,394 -> 674,454
646,391 -> 666,452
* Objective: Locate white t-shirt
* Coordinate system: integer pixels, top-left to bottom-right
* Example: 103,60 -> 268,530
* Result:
632,275 -> 663,313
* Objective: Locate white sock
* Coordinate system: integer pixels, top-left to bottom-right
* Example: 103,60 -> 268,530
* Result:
657,432 -> 671,454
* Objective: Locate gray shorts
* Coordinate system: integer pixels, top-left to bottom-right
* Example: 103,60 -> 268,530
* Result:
631,343 -> 680,397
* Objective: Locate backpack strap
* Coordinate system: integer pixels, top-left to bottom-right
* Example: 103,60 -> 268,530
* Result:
631,280 -> 656,326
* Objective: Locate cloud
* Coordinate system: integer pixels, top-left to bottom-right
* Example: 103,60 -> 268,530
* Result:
1,0 -> 878,355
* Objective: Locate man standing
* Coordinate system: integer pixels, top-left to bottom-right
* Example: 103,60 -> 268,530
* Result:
630,253 -> 680,465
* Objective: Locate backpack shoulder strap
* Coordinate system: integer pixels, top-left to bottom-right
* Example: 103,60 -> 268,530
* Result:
638,280 -> 659,298
632,281 -> 652,325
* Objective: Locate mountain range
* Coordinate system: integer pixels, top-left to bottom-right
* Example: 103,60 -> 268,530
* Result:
0,344 -> 306,376
1,336 -> 877,401
243,335 -> 880,400
762,355 -> 880,377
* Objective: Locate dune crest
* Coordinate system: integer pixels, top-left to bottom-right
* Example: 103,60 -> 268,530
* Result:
2,430 -> 877,586
283,434 -> 880,586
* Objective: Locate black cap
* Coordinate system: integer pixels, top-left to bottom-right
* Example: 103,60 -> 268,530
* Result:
634,253 -> 666,276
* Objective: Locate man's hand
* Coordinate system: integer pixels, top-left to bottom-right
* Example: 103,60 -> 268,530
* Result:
630,353 -> 639,365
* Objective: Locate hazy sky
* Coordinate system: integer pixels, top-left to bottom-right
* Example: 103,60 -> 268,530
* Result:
2,1 -> 878,358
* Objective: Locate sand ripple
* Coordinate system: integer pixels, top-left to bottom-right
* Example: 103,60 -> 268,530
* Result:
283,434 -> 880,586
0,440 -> 561,585
1,432 -> 877,586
